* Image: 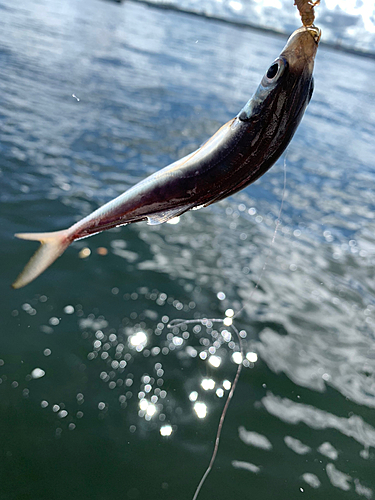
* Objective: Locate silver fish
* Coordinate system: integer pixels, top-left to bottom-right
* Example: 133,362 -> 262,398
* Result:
12,26 -> 320,289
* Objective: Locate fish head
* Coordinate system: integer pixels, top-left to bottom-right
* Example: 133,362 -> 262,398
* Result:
238,25 -> 321,145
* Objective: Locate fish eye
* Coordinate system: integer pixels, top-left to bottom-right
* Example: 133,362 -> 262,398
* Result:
267,63 -> 279,79
262,57 -> 287,86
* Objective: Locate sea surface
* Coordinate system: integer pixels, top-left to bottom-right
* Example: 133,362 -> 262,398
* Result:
141,0 -> 375,55
1,1 -> 375,499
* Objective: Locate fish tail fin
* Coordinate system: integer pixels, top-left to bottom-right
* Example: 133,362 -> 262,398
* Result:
12,229 -> 71,289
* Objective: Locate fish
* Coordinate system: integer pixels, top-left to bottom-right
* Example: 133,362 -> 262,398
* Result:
12,25 -> 321,289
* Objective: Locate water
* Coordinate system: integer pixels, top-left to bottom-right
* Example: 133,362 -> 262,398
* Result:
140,0 -> 375,55
1,1 -> 375,499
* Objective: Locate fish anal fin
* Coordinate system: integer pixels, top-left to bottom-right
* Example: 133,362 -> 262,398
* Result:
146,205 -> 192,226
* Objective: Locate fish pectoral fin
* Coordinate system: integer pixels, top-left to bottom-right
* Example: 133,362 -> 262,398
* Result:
146,205 -> 193,226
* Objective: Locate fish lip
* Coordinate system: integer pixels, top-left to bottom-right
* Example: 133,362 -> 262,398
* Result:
291,25 -> 321,46
306,25 -> 321,45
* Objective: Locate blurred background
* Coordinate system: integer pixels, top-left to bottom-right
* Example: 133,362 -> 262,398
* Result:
1,0 -> 375,499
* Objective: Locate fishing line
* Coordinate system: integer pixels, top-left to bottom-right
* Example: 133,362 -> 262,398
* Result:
169,157 -> 288,500
232,155 -> 287,321
191,322 -> 243,500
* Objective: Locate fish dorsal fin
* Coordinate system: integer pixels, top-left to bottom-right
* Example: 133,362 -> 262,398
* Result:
146,205 -> 192,226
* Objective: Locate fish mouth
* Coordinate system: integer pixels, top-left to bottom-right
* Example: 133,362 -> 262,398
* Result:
280,25 -> 320,74
306,25 -> 321,45
291,25 -> 321,46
